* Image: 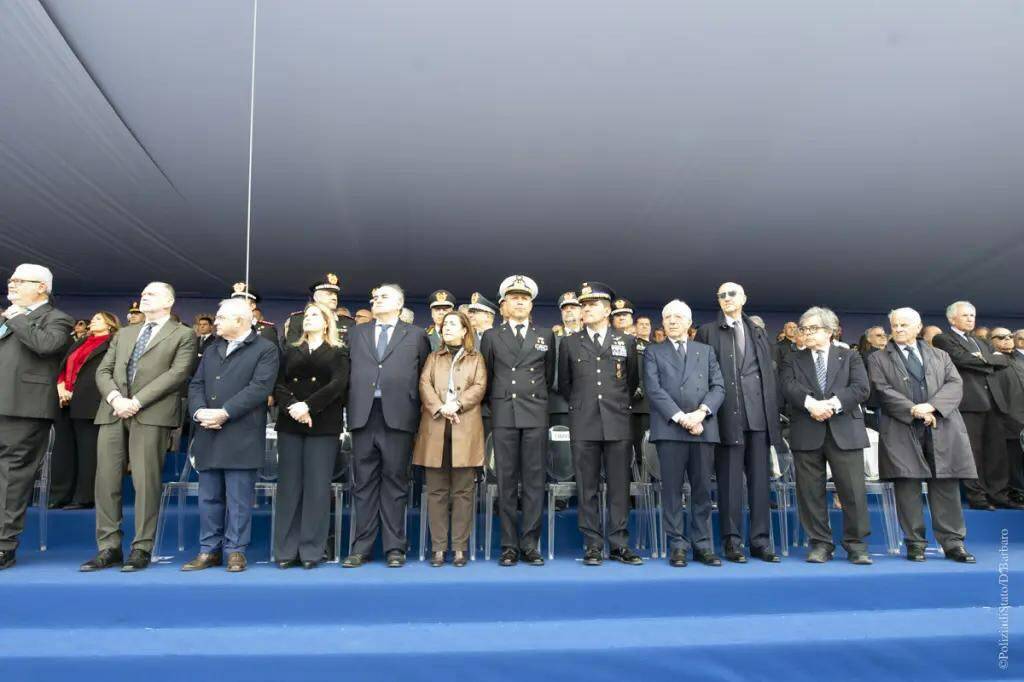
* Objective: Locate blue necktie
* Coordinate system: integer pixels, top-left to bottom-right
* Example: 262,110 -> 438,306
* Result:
904,345 -> 924,379
127,323 -> 155,384
814,350 -> 827,394
376,324 -> 392,360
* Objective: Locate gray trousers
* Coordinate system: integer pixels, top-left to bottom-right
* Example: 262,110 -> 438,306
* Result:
658,441 -> 713,554
0,416 -> 50,551
198,468 -> 258,555
95,419 -> 171,553
893,478 -> 966,551
274,432 -> 335,562
794,429 -> 870,554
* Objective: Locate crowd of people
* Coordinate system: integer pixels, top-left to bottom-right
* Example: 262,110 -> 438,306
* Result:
1,262 -> 1021,573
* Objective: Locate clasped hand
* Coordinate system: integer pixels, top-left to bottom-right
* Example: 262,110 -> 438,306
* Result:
439,401 -> 461,425
674,410 -> 705,435
111,396 -> 141,420
195,408 -> 229,430
807,399 -> 834,422
911,403 -> 937,428
288,401 -> 312,427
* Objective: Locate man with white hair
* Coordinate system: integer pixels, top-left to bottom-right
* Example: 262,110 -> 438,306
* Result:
867,308 -> 976,562
342,284 -> 431,568
696,282 -> 786,563
81,282 -> 196,572
182,298 -> 279,573
932,301 -> 1018,510
0,264 -> 74,569
780,307 -> 872,564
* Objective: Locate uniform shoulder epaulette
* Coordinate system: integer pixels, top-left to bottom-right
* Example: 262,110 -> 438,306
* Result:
260,320 -> 275,326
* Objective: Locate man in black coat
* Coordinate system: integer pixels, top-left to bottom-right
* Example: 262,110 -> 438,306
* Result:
780,307 -> 872,565
932,301 -> 1019,510
480,275 -> 555,566
184,299 -> 279,573
343,283 -> 431,568
989,327 -> 1024,501
558,282 -> 642,566
695,282 -> 785,563
0,264 -> 74,569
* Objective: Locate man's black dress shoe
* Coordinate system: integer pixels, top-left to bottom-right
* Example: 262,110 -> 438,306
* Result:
723,546 -> 748,564
751,546 -> 781,563
121,549 -> 151,572
669,548 -> 688,567
806,545 -> 833,563
80,548 -> 123,572
1008,489 -> 1024,505
993,498 -> 1024,510
521,548 -> 545,566
848,550 -> 873,565
386,550 -> 406,568
609,547 -> 643,565
499,548 -> 519,567
301,559 -> 320,570
582,547 -> 603,566
277,558 -> 300,569
906,545 -> 926,562
945,546 -> 976,563
342,553 -> 369,568
694,550 -> 722,567
0,550 -> 16,570
968,500 -> 996,511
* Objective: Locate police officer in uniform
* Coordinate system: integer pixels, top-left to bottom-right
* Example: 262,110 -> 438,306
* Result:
126,301 -> 144,326
611,297 -> 634,333
468,292 -> 498,438
284,273 -> 353,349
549,292 -> 582,429
425,290 -> 456,351
613,298 -> 650,467
558,282 -> 642,566
230,283 -> 279,345
480,276 -> 554,566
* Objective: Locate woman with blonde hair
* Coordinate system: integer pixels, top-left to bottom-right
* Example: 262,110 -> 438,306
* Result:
414,310 -> 487,567
273,302 -> 349,568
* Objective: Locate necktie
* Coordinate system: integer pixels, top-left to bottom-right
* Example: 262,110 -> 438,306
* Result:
376,324 -> 392,359
904,345 -> 924,378
733,321 -> 746,367
516,324 -> 526,348
814,350 -> 827,394
592,332 -> 602,349
127,323 -> 155,384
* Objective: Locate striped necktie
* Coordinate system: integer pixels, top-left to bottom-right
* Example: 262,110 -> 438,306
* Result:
814,350 -> 827,394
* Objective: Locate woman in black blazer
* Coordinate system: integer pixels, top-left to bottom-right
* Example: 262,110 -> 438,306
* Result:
51,311 -> 119,509
273,303 -> 349,568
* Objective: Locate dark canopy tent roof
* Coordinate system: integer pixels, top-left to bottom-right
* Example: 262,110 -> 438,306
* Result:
2,0 -> 1022,321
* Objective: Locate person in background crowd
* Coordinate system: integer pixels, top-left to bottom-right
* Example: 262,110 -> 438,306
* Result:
354,308 -> 374,325
867,308 -> 976,563
126,301 -> 144,326
414,311 -> 486,567
635,316 -> 653,342
932,301 -> 1018,510
860,326 -> 888,358
696,282 -> 785,563
51,311 -> 119,510
425,290 -> 456,351
480,276 -> 553,566
467,292 -> 498,347
558,281 -> 642,566
645,299 -> 725,567
549,291 -> 582,430
780,307 -> 872,565
193,314 -> 216,368
284,273 -> 354,348
227,283 -> 278,345
974,326 -> 990,341
989,327 -> 1024,503
922,325 -> 943,345
72,319 -> 88,341
748,315 -> 766,331
611,298 -> 634,332
82,282 -> 196,573
399,308 -> 415,324
653,328 -> 667,344
273,302 -> 349,569
343,284 -> 431,568
0,264 -> 74,570
183,299 -> 279,573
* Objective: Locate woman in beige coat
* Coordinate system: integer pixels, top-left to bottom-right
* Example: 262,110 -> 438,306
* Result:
413,310 -> 487,566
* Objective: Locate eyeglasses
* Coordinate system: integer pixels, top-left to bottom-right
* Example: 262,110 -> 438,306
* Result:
717,290 -> 740,300
990,334 -> 1012,341
799,325 -> 828,334
7,278 -> 41,286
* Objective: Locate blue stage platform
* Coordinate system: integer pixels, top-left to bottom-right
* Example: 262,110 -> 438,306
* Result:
0,502 -> 1018,681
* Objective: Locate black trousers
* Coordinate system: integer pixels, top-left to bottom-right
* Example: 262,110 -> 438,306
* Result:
960,410 -> 1009,504
658,441 -> 713,554
714,431 -> 771,551
1007,437 -> 1024,493
274,432 -> 336,562
794,429 -> 870,554
492,426 -> 546,551
0,416 -> 51,551
572,439 -> 631,550
50,413 -> 98,506
350,400 -> 413,556
631,413 -> 650,466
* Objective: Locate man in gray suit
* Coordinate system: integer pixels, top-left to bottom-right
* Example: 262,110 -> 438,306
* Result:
0,264 -> 74,569
81,282 -> 197,572
342,283 -> 431,568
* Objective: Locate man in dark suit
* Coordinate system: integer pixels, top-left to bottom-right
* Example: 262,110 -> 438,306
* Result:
780,307 -> 872,565
932,301 -> 1018,510
480,276 -> 555,566
182,299 -> 279,573
0,264 -> 74,569
696,282 -> 786,563
989,327 -> 1024,500
192,314 -> 216,368
548,292 -> 583,429
81,282 -> 197,572
645,299 -> 726,567
558,282 -> 642,566
343,283 -> 431,568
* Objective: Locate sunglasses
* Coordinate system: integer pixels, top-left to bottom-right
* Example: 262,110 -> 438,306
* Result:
990,334 -> 1011,340
717,290 -> 740,300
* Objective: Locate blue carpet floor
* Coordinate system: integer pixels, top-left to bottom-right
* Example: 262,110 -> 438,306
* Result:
1,500 -> 1019,680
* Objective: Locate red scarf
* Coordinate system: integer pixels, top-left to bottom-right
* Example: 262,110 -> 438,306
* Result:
61,334 -> 109,391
